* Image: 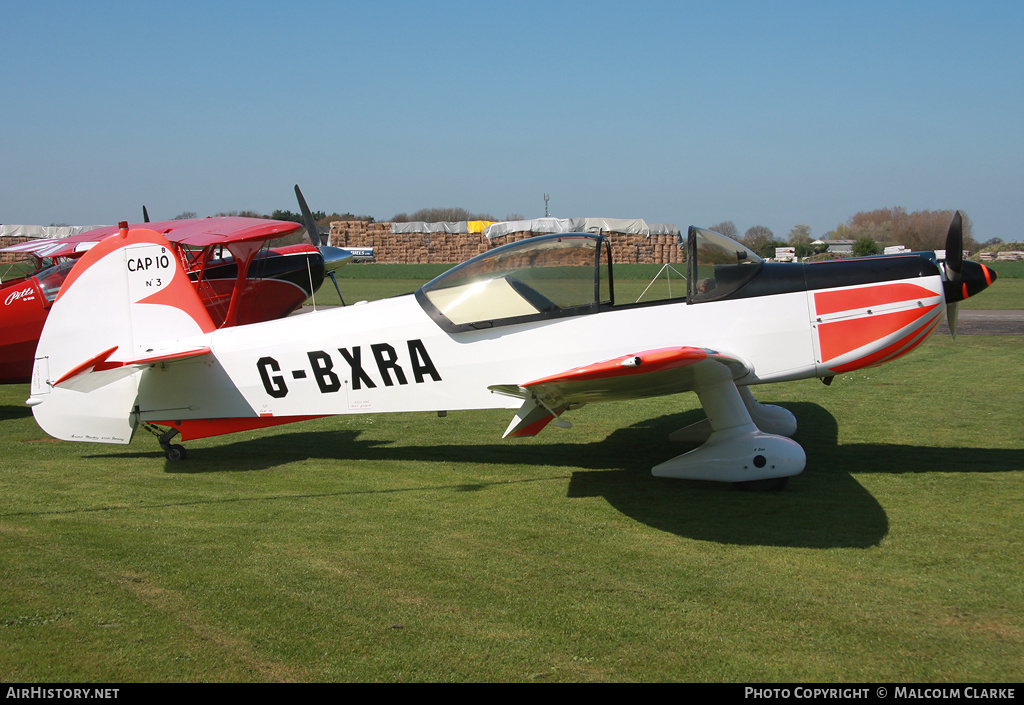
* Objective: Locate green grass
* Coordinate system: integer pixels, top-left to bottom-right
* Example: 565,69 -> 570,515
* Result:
959,278 -> 1023,309
2,263 -> 1021,682
2,337 -> 1021,682
983,259 -> 1024,279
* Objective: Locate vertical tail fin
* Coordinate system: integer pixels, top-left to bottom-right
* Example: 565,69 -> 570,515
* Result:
29,225 -> 215,444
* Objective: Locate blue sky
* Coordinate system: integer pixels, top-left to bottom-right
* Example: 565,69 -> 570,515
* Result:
3,0 -> 1022,241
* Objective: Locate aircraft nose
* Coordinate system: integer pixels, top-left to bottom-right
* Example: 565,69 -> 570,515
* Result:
319,246 -> 353,273
944,260 -> 997,303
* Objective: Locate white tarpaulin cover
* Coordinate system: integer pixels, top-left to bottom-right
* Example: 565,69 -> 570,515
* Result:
1,224 -> 107,239
570,218 -> 650,235
388,218 -> 681,240
390,221 -> 470,234
484,218 -> 680,240
482,218 -> 575,239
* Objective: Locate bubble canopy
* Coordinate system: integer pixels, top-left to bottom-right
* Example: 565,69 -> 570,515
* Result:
416,233 -> 613,332
414,228 -> 765,332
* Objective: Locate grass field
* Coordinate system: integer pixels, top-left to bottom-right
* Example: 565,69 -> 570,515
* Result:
1,262 -> 1021,682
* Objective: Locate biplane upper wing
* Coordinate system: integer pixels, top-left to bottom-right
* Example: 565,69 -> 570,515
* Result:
492,346 -> 749,438
1,217 -> 303,260
1,228 -> 112,260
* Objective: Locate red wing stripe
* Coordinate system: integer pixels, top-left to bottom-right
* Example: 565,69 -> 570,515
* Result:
522,347 -> 708,388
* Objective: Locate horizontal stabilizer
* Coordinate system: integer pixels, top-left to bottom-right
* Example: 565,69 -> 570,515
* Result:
53,345 -> 212,391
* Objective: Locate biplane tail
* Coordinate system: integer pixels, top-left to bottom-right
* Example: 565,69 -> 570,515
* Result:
27,224 -> 216,444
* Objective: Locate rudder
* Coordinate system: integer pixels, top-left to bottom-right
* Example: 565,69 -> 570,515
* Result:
28,225 -> 216,444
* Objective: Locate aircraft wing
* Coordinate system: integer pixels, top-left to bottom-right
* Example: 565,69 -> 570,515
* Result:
1,217 -> 302,260
0,229 -> 112,260
131,217 -> 303,248
492,346 -> 749,437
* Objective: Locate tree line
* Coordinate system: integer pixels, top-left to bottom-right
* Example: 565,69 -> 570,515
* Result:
176,209 -> 376,230
709,208 -> 1013,261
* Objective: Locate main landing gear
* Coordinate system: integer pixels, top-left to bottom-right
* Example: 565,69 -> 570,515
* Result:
654,368 -> 806,490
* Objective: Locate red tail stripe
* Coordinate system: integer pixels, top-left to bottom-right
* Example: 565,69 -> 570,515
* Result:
151,416 -> 328,441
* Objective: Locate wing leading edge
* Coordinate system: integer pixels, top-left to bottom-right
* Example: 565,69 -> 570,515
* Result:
492,346 -> 749,438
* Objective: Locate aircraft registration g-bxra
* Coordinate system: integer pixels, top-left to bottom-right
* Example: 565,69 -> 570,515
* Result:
27,212 -> 994,489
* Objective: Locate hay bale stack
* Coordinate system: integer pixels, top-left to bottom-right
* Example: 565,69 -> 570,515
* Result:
327,222 -> 685,265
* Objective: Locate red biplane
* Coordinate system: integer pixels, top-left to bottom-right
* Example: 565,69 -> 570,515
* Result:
1,211 -> 350,384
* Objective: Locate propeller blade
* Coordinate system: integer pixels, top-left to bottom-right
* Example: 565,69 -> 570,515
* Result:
943,210 -> 965,338
294,184 -> 321,245
944,210 -> 963,279
295,184 -> 347,307
143,205 -> 150,223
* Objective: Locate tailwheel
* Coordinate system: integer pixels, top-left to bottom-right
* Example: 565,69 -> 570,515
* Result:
141,421 -> 188,461
166,444 -> 187,462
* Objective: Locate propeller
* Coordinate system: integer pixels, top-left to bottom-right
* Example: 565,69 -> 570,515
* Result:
143,205 -> 150,223
939,211 -> 997,335
295,184 -> 348,306
943,211 -> 964,337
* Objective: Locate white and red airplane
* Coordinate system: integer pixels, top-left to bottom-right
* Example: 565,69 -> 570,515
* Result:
24,212 -> 994,489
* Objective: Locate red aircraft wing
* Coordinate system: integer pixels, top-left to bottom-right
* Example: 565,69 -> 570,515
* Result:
2,217 -> 303,260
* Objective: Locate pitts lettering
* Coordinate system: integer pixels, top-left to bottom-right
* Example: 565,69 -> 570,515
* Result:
257,339 -> 441,398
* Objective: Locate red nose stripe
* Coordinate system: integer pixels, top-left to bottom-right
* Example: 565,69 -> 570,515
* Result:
818,304 -> 940,363
814,283 -> 937,316
827,315 -> 940,374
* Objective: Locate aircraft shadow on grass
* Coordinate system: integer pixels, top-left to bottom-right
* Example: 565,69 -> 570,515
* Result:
0,403 -> 32,422
83,401 -> 1023,550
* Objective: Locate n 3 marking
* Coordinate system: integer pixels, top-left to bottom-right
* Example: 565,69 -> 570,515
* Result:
125,246 -> 174,293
